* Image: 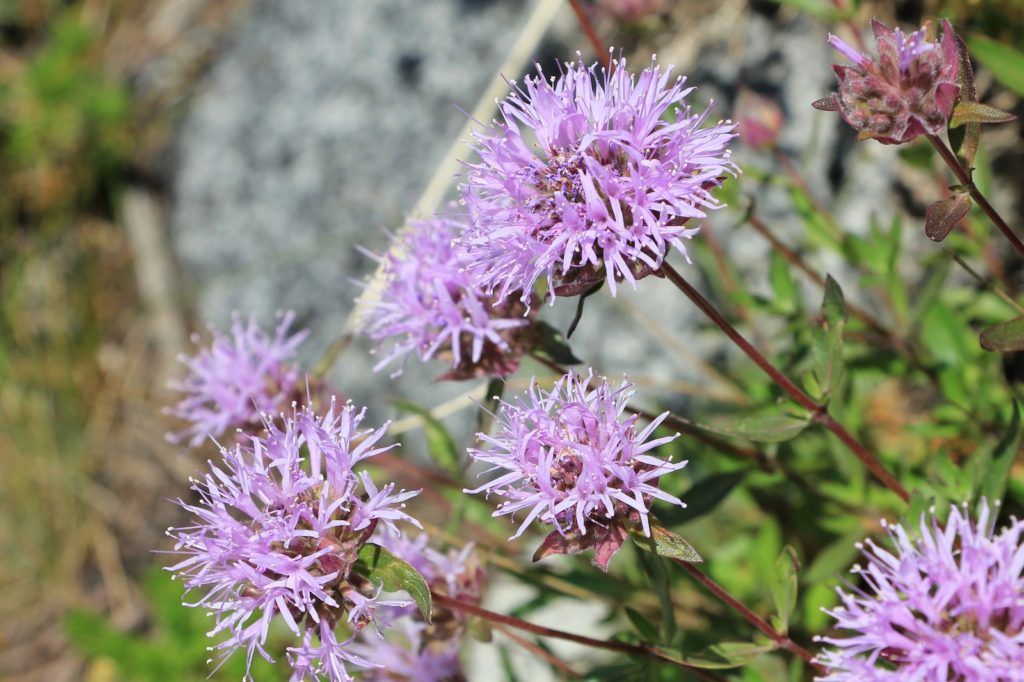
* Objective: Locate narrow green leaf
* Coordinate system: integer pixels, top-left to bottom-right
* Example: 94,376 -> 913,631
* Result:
635,547 -> 677,644
682,641 -> 778,669
711,413 -> 812,443
980,316 -> 1024,352
394,400 -> 461,476
625,607 -> 661,643
656,470 -> 748,527
630,524 -> 703,563
980,401 -> 1022,504
476,377 -> 506,436
802,529 -> 866,584
950,101 -> 1017,127
812,276 -> 847,399
967,35 -> 1024,97
820,275 -> 847,329
770,546 -> 799,634
770,251 -> 799,314
534,320 -> 583,366
355,543 -> 432,623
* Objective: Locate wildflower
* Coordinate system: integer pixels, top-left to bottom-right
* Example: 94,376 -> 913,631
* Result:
166,399 -> 421,681
815,500 -> 1024,681
465,370 -> 687,570
167,311 -> 309,447
460,54 -> 736,304
350,620 -> 463,682
360,218 -> 537,380
815,19 -> 959,144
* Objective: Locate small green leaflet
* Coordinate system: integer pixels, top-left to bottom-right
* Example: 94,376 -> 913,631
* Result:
355,543 -> 432,623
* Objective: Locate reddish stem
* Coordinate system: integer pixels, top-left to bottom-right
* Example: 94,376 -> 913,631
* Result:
927,134 -> 1024,260
673,560 -> 825,674
432,591 -> 724,679
568,0 -> 611,69
660,262 -> 910,502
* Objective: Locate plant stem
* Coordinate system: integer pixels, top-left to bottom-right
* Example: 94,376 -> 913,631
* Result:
660,262 -> 910,502
432,592 -> 724,680
568,0 -> 611,69
672,560 -> 825,674
927,134 -> 1024,260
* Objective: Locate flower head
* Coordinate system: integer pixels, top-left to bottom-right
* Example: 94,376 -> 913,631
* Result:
167,311 -> 309,446
361,218 -> 536,380
166,398 -> 421,681
816,19 -> 960,144
460,54 -> 736,304
815,500 -> 1024,681
465,370 -> 687,570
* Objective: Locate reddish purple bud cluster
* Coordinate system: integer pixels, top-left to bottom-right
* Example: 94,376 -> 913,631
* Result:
817,19 -> 960,144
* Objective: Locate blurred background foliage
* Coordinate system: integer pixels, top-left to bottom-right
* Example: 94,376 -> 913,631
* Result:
1,0 -> 1024,680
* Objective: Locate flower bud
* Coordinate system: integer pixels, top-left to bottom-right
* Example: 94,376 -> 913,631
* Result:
816,19 -> 960,145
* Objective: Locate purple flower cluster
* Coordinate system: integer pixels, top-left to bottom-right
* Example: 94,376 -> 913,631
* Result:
460,55 -> 736,303
817,19 -> 959,144
815,501 -> 1024,681
167,312 -> 308,447
465,370 -> 687,570
361,218 -> 536,380
166,398 -> 420,681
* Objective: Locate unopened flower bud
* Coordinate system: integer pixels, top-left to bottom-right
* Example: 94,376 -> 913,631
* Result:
815,19 -> 960,145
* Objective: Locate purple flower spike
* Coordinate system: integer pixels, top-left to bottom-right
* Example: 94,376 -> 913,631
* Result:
465,370 -> 687,570
361,217 -> 537,380
817,19 -> 960,144
167,311 -> 309,447
166,399 -> 421,681
460,54 -> 736,304
815,500 -> 1024,681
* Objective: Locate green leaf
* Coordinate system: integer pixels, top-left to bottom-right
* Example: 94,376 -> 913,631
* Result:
980,315 -> 1024,352
950,102 -> 1017,127
355,543 -> 432,623
924,194 -> 972,242
980,401 -> 1022,504
656,470 -> 748,527
630,524 -> 703,563
967,35 -> 1024,97
635,547 -> 677,644
710,413 -> 812,443
534,320 -> 583,366
770,546 -> 799,634
951,30 -> 980,166
769,251 -> 799,315
625,607 -> 661,643
476,377 -> 506,436
767,0 -> 844,20
394,400 -> 461,476
802,529 -> 866,585
812,275 -> 847,398
682,641 -> 778,669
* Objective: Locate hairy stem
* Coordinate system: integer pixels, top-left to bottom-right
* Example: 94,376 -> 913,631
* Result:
927,134 -> 1024,260
660,262 -> 910,502
673,560 -> 825,674
432,591 -> 724,679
